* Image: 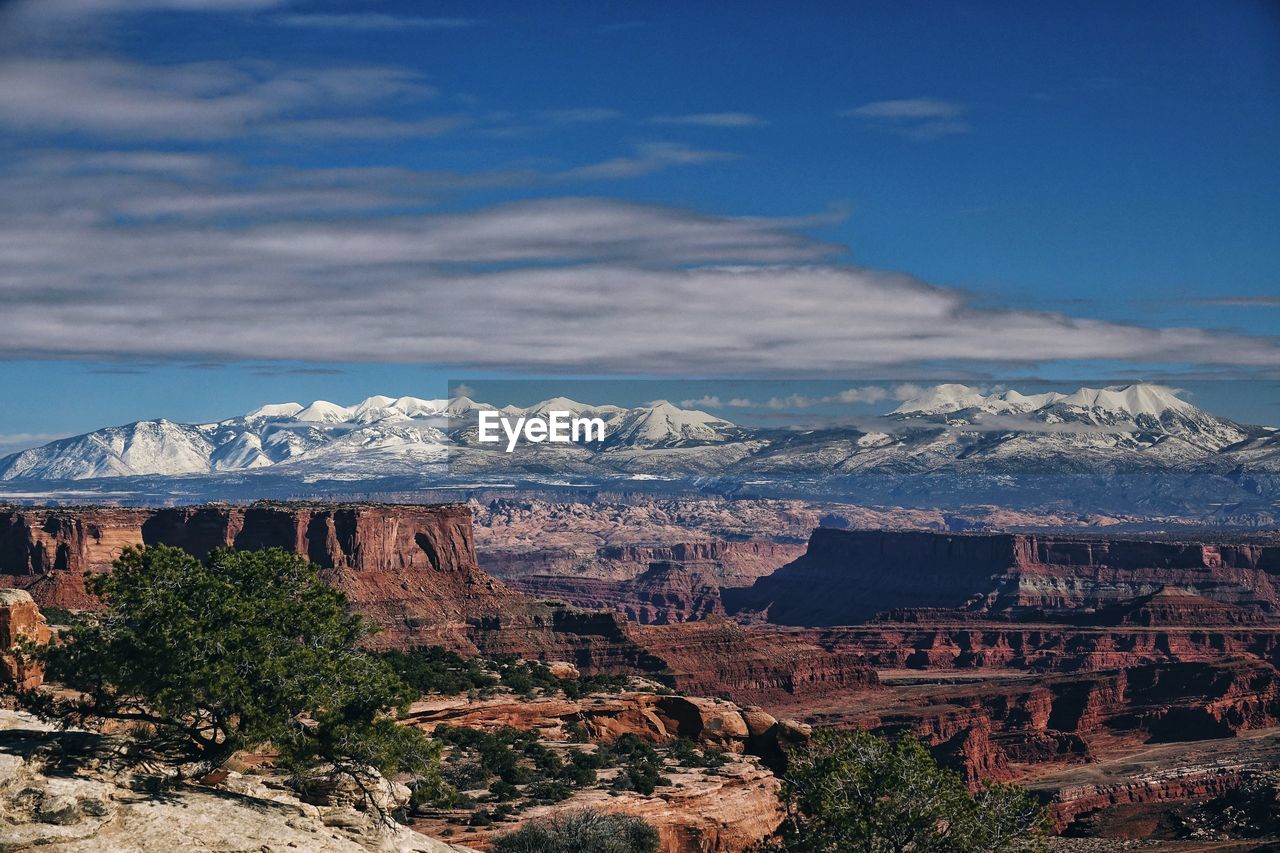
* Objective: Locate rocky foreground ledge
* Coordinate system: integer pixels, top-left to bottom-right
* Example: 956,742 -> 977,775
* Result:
0,709 -> 475,853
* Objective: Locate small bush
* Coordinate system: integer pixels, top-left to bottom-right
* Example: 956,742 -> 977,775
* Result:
380,646 -> 496,696
491,808 -> 659,853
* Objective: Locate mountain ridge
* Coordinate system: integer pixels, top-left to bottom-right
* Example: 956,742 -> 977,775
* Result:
2,385 -> 1277,516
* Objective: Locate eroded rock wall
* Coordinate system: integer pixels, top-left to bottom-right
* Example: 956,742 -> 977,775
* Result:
729,528 -> 1280,626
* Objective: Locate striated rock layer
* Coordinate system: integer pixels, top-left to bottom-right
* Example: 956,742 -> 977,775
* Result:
509,560 -> 728,624
728,528 -> 1280,626
0,503 -> 523,651
0,503 -> 874,706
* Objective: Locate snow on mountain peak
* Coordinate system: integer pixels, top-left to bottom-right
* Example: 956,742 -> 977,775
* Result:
392,396 -> 449,417
889,382 -> 1195,419
294,400 -> 353,423
610,400 -> 735,446
1057,384 -> 1194,417
890,384 -> 988,415
245,402 -> 304,419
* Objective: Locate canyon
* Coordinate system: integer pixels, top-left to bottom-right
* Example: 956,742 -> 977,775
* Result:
7,500 -> 1280,846
0,502 -> 873,704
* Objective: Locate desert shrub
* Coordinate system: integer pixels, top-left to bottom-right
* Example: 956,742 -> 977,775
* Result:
557,760 -> 597,788
773,728 -> 1045,852
567,747 -> 606,770
443,755 -> 488,790
667,737 -> 700,765
524,742 -> 564,776
380,646 -> 496,696
489,780 -> 520,801
491,808 -> 660,853
525,779 -> 573,803
701,746 -> 727,769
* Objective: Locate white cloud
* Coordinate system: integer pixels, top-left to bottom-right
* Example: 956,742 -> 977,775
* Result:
0,193 -> 1276,373
650,113 -> 767,127
842,98 -> 971,141
0,58 -> 435,138
0,432 -> 73,455
559,142 -> 735,180
680,396 -> 723,408
273,14 -> 478,31
756,386 -> 890,409
845,99 -> 963,119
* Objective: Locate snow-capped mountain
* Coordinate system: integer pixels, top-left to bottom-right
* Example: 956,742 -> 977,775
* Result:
1,385 -> 1274,516
0,395 -> 452,481
889,383 -> 1248,456
605,401 -> 738,448
0,395 -> 742,481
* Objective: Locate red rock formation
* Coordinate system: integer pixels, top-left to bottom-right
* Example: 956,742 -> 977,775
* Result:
407,691 -> 793,758
787,658 -> 1280,788
509,560 -> 728,624
0,503 -> 878,707
624,619 -> 878,703
0,503 -> 527,651
0,588 -> 51,689
1093,586 -> 1267,627
728,528 -> 1280,626
809,609 -> 1280,673
479,538 -> 804,588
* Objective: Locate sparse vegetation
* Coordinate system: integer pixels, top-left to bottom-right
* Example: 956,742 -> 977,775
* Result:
379,646 -> 630,700
425,723 -> 720,824
490,807 -> 660,853
379,646 -> 496,695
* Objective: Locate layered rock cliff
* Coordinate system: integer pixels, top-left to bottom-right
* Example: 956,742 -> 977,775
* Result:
0,503 -> 875,706
0,503 -> 525,650
509,560 -> 728,624
727,528 -> 1280,626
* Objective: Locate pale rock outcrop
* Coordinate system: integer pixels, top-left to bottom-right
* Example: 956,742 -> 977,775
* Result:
0,710 -> 473,853
0,589 -> 50,690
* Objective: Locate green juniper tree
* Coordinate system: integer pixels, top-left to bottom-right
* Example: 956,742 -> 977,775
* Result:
25,544 -> 442,818
772,728 -> 1045,852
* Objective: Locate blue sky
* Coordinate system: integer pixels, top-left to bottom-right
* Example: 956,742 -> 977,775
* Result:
0,0 -> 1278,450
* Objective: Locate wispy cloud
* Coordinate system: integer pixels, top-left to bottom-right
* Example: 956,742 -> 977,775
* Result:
0,433 -> 73,455
764,387 -> 890,408
1,183 -> 1276,372
845,98 -> 963,119
694,386 -> 891,409
842,98 -> 970,141
0,57 -> 436,138
559,142 -> 736,180
1193,296 -> 1280,307
273,14 -> 479,31
650,112 -> 767,127
538,108 -> 622,124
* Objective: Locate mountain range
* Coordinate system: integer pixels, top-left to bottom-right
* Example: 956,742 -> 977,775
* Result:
2,384 -> 1278,516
